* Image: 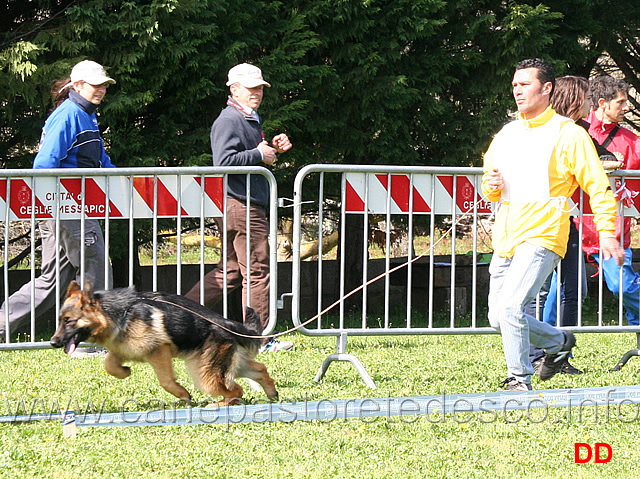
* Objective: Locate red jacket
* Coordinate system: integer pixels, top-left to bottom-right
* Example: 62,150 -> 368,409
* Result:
579,110 -> 640,255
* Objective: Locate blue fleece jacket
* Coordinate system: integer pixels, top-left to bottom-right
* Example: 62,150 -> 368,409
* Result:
33,90 -> 115,169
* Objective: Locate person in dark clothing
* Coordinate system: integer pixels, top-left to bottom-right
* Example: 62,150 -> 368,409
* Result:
185,63 -> 293,352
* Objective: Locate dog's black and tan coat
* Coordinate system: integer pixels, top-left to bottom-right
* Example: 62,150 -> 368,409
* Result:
50,281 -> 278,404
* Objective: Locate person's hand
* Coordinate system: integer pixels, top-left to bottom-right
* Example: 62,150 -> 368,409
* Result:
271,133 -> 292,153
485,168 -> 504,191
600,237 -> 625,266
258,141 -> 278,165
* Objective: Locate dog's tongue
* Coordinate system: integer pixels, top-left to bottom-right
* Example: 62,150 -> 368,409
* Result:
65,342 -> 77,355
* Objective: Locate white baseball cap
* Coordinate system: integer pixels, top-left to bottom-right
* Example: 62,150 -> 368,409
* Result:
226,63 -> 270,88
70,60 -> 116,85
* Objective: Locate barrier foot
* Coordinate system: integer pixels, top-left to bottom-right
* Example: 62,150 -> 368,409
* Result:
314,354 -> 377,389
610,333 -> 640,372
314,333 -> 376,389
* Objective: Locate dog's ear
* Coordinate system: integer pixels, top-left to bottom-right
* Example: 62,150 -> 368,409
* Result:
83,280 -> 95,302
66,281 -> 82,297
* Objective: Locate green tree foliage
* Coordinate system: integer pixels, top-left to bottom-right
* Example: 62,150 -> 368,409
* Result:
0,0 -> 317,169
289,1 -> 561,171
2,0 -> 639,173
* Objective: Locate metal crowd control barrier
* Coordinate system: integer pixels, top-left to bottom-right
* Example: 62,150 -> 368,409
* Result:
291,165 -> 640,388
0,167 -> 278,350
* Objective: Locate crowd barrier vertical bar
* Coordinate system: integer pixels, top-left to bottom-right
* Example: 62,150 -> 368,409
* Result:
471,175 -> 479,328
450,175 -> 457,328
220,175 -> 228,318
104,175 -> 111,289
339,174 -> 346,330
291,169 -> 302,332
245,175 -> 252,312
197,174 -> 206,306
577,188 -> 585,326
2,178 -> 10,342
407,173 -> 415,328
267,172 -> 278,333
428,174 -> 436,329
384,173 -> 391,328
152,175 -> 159,291
29,177 -> 37,340
361,173 -> 369,328
54,177 -> 61,328
128,176 -> 134,287
79,176 -> 86,289
619,177 -> 626,326
316,172 -> 325,329
176,174 -> 182,295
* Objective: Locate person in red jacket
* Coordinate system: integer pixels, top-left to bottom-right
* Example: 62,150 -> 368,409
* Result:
579,76 -> 640,325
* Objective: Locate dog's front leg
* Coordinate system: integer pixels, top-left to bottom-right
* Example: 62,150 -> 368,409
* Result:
104,352 -> 131,379
146,344 -> 192,403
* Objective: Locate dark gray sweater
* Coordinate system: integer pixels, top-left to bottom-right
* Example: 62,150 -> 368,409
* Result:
210,98 -> 270,207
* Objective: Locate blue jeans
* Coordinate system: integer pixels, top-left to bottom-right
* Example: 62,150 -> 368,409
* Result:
543,219 -> 586,327
489,242 -> 566,384
592,248 -> 640,326
544,267 -> 589,325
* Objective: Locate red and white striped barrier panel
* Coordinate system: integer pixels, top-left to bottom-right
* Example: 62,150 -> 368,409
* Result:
345,173 -> 492,215
345,173 -> 640,217
570,177 -> 640,217
0,175 -> 224,220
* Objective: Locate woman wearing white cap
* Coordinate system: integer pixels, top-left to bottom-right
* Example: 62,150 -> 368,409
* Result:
0,60 -> 116,351
35,60 -> 116,169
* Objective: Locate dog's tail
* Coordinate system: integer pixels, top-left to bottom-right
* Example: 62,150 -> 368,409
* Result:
244,307 -> 263,335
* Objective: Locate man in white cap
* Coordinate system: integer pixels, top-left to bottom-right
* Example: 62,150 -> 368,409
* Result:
185,63 -> 294,352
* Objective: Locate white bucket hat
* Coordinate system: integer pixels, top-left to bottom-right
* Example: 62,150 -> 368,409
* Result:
70,60 -> 116,85
226,63 -> 270,88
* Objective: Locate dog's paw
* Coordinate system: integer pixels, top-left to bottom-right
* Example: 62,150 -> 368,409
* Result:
108,365 -> 131,379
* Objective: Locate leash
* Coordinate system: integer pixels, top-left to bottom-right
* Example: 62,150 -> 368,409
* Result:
152,183 -> 499,340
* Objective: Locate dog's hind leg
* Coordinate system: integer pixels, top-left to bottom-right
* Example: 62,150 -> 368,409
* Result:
104,352 -> 131,379
146,344 -> 191,403
240,360 -> 278,400
217,382 -> 245,406
198,372 -> 245,406
187,355 -> 245,406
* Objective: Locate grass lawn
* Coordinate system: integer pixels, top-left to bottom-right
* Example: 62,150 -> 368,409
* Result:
1,331 -> 640,478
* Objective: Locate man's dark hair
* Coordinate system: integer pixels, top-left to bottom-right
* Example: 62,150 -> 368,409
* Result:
590,75 -> 629,109
516,58 -> 556,94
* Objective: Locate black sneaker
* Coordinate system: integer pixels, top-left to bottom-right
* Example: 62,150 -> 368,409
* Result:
501,377 -> 532,391
532,358 -> 543,374
560,359 -> 583,375
538,331 -> 576,381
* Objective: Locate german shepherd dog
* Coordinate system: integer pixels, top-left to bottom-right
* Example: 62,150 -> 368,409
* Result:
50,281 -> 278,405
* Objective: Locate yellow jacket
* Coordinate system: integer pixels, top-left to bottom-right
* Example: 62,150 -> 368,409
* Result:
482,106 -> 617,258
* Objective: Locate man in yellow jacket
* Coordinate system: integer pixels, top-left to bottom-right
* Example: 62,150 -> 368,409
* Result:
482,58 -> 624,391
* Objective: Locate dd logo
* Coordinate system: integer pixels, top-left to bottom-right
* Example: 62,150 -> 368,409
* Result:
574,443 -> 612,464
